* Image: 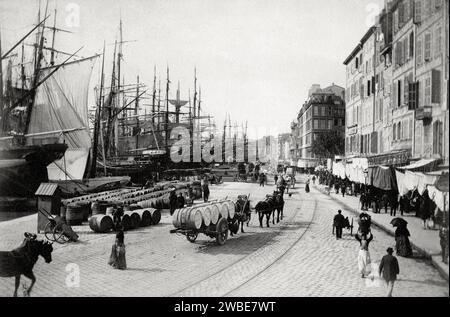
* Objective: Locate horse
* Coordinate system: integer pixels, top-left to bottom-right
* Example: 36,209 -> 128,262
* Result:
234,195 -> 252,234
0,232 -> 53,297
255,195 -> 276,228
271,192 -> 284,224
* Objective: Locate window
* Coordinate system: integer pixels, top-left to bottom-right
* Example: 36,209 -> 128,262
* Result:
321,106 -> 326,117
328,119 -> 333,130
417,37 -> 423,66
397,122 -> 402,140
424,32 -> 432,61
334,118 -> 338,126
397,80 -> 402,107
367,80 -> 371,97
313,119 -> 319,130
313,105 -> 319,116
414,0 -> 422,23
408,81 -> 419,110
393,123 -> 397,140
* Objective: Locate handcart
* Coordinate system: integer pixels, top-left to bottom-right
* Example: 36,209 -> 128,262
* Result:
39,208 -> 79,244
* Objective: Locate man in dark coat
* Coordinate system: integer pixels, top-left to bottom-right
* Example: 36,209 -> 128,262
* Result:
169,188 -> 178,216
378,247 -> 400,297
333,210 -> 346,239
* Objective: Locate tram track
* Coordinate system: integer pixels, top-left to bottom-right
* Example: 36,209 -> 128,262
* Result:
170,185 -> 318,297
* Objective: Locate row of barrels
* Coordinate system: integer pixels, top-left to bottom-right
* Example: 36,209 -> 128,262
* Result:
89,208 -> 162,233
172,200 -> 236,230
63,188 -> 139,205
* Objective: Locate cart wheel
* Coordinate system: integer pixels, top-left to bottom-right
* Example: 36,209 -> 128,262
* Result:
53,223 -> 70,244
44,221 -> 56,242
216,218 -> 229,245
186,232 -> 198,243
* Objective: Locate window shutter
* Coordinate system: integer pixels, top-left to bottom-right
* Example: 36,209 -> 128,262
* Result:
425,74 -> 432,105
434,24 -> 442,57
393,81 -> 397,107
417,37 -> 423,65
424,32 -> 432,61
431,69 -> 441,103
372,76 -> 375,94
404,76 -> 409,106
414,0 -> 422,23
409,32 -> 414,58
404,37 -> 409,62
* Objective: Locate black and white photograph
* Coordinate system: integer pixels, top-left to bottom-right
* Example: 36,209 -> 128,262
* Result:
0,0 -> 448,302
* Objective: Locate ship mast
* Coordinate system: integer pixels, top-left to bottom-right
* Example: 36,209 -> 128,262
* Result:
90,43 -> 105,178
165,66 -> 170,150
0,27 -> 4,134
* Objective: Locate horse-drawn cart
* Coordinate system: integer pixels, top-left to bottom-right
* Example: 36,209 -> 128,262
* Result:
170,200 -> 236,246
170,217 -> 229,245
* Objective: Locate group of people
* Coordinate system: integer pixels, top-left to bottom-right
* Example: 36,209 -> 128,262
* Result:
333,209 -> 401,296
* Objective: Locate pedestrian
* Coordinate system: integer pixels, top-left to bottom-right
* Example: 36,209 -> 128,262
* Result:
112,206 -> 124,231
169,188 -> 178,216
390,195 -> 399,217
360,192 -> 367,211
312,175 -> 316,185
108,230 -> 127,270
177,193 -> 186,209
439,218 -> 449,264
382,192 -> 389,214
340,183 -> 346,197
355,231 -> 373,278
333,210 -> 345,239
305,179 -> 310,193
378,247 -> 400,297
202,177 -> 210,202
259,173 -> 265,187
395,222 -> 413,257
274,174 -> 278,186
291,175 -> 296,189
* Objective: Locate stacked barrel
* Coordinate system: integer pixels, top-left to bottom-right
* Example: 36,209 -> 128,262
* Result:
59,180 -> 196,234
172,200 -> 236,231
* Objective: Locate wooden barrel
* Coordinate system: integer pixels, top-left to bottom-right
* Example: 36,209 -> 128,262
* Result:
172,208 -> 184,228
209,204 -> 220,225
66,203 -> 84,225
219,203 -> 229,219
187,208 -> 203,229
135,209 -> 152,227
89,214 -> 113,233
91,201 -> 112,215
124,211 -> 140,229
225,200 -> 236,219
199,206 -> 211,226
149,209 -> 161,225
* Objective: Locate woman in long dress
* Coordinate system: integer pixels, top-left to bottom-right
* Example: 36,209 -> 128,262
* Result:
108,230 -> 127,270
395,224 -> 413,257
356,231 -> 373,278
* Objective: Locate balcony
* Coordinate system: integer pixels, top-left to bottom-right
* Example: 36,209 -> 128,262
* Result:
415,106 -> 432,121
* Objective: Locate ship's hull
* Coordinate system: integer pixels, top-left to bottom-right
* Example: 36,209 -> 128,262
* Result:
0,143 -> 68,198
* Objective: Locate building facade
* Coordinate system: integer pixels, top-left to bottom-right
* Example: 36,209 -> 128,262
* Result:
290,84 -> 346,169
343,0 -> 448,166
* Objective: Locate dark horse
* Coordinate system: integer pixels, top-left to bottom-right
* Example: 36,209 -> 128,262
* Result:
271,192 -> 285,224
0,233 -> 53,297
255,193 -> 282,228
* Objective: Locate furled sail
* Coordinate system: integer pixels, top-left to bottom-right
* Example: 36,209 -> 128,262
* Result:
27,56 -> 97,180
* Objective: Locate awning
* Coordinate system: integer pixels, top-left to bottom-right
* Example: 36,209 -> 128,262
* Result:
398,158 -> 438,170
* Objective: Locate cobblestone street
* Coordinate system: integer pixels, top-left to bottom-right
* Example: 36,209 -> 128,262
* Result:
0,178 -> 448,297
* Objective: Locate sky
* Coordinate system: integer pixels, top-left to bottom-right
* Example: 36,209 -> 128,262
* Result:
1,0 -> 384,138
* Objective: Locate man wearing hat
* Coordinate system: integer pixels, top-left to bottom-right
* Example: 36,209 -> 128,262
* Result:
333,210 -> 345,239
378,247 -> 400,297
169,188 -> 178,216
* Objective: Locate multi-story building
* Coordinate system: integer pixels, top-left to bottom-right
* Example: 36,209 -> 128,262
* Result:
277,133 -> 292,166
412,0 -> 448,165
343,0 -> 448,166
290,84 -> 346,169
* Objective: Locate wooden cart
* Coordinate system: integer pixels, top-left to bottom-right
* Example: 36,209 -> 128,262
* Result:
170,217 -> 229,246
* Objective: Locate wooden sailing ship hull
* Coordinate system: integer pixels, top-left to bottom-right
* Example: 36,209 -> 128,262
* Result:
0,143 -> 68,198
